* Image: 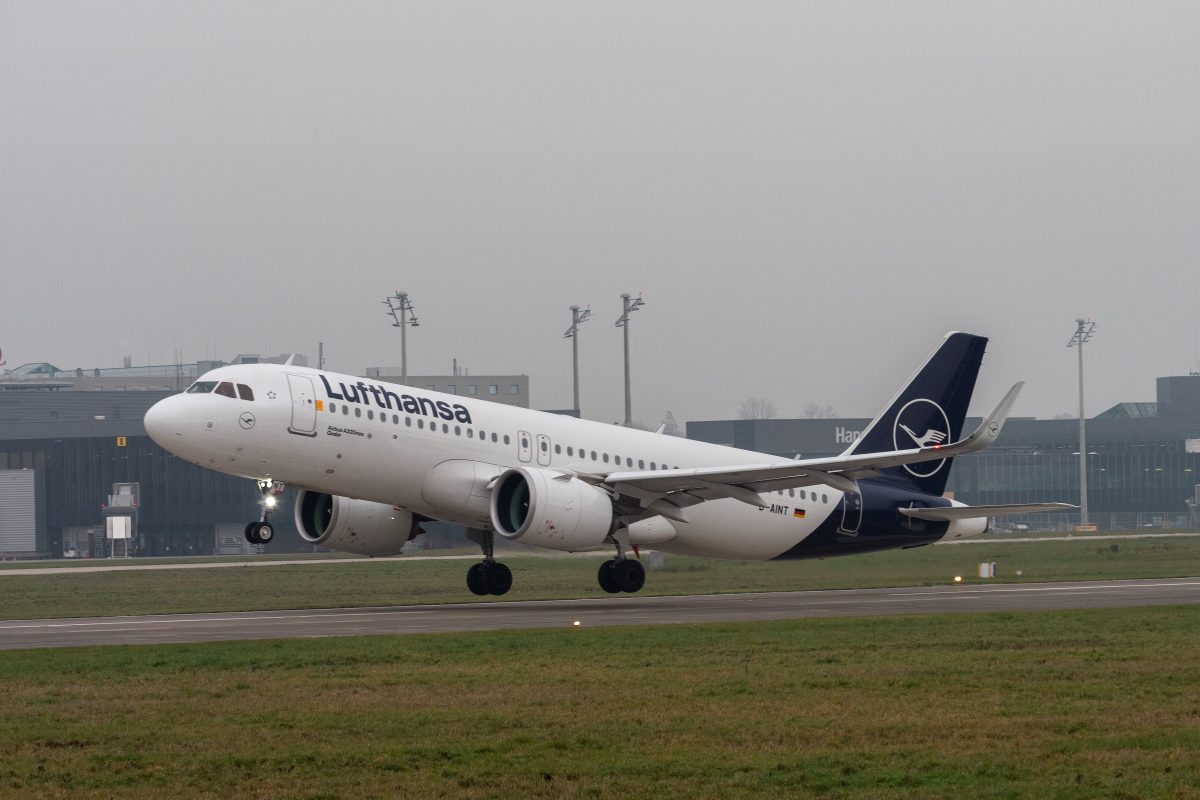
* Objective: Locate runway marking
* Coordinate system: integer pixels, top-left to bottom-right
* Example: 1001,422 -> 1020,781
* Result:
892,580 -> 1200,596
3,579 -> 1198,633
0,609 -> 442,631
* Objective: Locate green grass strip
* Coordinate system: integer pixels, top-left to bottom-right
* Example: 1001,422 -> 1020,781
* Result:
1,607 -> 1198,799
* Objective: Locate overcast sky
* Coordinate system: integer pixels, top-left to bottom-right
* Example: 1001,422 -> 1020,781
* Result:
3,2 -> 1198,426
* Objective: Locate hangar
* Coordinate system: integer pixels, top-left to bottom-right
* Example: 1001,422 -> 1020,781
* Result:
0,356 -> 528,558
688,375 -> 1200,530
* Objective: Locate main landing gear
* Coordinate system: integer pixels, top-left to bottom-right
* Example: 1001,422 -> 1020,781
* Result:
245,479 -> 284,545
466,529 -> 512,596
597,535 -> 645,594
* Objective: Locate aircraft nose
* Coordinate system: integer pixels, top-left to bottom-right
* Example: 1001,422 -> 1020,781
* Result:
143,396 -> 180,449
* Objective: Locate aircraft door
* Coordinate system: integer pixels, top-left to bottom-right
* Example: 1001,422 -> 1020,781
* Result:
536,433 -> 551,466
517,430 -> 532,463
839,490 -> 862,535
286,374 -> 318,437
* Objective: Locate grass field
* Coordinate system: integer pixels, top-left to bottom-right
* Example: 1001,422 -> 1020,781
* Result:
2,533 -> 1199,620
1,606 -> 1198,799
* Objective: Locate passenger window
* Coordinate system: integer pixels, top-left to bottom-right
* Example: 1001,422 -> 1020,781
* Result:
591,451 -> 598,461
468,429 -> 474,438
442,423 -> 449,433
237,384 -> 255,401
492,433 -> 499,443
503,435 -> 510,445
455,426 -> 461,436
541,441 -> 548,452
405,417 -> 412,427
215,381 -> 236,399
626,457 -> 633,467
567,446 -> 574,456
638,460 -> 645,469
329,403 -> 336,413
650,462 -> 657,470
800,490 -> 806,499
789,489 -> 795,497
554,444 -> 561,454
342,406 -> 349,415
186,381 -> 217,394
822,494 -> 828,503
355,408 -> 362,418
418,419 -> 425,429
367,410 -> 374,420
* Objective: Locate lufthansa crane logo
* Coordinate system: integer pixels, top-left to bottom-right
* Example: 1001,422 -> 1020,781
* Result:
239,412 -> 256,430
892,398 -> 951,478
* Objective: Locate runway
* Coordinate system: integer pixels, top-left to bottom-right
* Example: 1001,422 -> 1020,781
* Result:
2,576 -> 1198,650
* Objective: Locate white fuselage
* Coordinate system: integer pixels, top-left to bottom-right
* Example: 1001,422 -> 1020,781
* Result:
144,364 -> 844,560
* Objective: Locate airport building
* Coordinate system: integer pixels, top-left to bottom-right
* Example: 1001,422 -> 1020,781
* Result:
0,355 -> 529,558
688,375 -> 1200,530
6,352 -> 1199,558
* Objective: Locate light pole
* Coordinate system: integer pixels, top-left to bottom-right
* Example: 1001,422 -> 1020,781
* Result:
1067,318 -> 1096,527
563,305 -> 592,414
383,291 -> 419,384
614,293 -> 645,426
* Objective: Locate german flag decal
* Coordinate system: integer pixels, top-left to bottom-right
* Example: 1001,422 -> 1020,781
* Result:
793,508 -> 806,519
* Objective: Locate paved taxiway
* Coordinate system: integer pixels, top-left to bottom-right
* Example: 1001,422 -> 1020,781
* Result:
2,577 -> 1198,650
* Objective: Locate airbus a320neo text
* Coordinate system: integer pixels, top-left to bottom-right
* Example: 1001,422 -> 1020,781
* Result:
144,333 -> 1069,596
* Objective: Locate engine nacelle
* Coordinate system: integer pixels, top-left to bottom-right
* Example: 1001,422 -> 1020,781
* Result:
490,467 -> 615,551
294,490 -> 419,556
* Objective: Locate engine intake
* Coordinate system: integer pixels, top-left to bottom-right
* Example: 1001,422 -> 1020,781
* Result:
294,490 -> 419,557
490,467 -> 614,551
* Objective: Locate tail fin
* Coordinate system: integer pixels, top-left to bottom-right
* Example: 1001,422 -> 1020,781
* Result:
847,332 -> 988,496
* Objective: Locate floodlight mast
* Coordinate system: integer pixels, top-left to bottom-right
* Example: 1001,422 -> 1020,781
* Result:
563,305 -> 592,414
614,293 -> 645,427
383,291 -> 419,385
1067,318 -> 1096,527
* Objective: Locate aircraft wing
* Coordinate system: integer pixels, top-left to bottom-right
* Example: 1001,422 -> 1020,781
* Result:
602,383 -> 1024,518
899,503 -> 1076,521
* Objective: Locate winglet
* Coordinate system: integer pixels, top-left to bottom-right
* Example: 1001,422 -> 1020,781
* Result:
956,382 -> 1023,455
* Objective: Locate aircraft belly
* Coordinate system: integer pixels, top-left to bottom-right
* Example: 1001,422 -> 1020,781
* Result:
660,499 -> 823,561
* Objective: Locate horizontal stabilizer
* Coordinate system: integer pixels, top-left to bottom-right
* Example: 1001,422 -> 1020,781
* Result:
900,503 -> 1076,521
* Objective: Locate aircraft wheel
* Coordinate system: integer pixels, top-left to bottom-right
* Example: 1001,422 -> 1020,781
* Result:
597,560 -> 621,594
615,558 -> 646,593
484,562 -> 512,596
466,563 -> 488,596
256,522 -> 274,544
244,522 -> 262,545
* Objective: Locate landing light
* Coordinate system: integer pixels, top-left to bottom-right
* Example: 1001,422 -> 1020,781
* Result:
265,496 -> 278,509
953,575 -> 962,583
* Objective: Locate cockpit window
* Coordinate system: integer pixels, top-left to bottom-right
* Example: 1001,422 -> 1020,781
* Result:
214,381 -> 237,399
237,384 -> 255,401
186,381 -> 217,394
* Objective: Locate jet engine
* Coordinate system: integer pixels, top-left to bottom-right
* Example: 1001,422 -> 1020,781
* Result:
294,490 -> 420,557
490,467 -> 615,551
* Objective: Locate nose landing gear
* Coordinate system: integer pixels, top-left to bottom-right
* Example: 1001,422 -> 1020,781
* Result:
245,479 -> 285,545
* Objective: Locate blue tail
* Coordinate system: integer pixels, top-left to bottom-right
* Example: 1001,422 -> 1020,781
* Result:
847,332 -> 988,496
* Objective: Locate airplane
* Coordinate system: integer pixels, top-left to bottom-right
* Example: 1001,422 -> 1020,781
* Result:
143,332 -> 1071,596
